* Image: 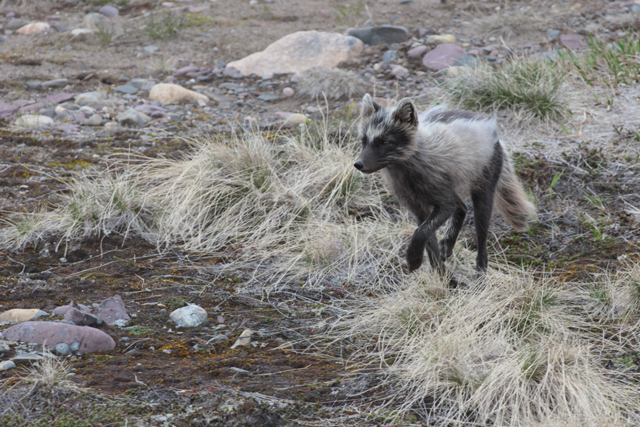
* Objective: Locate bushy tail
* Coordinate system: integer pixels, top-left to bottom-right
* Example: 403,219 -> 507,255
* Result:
494,162 -> 536,232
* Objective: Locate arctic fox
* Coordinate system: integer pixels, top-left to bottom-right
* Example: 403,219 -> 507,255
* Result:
354,94 -> 535,280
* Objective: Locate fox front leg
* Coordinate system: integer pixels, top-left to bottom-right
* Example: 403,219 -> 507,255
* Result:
406,205 -> 453,274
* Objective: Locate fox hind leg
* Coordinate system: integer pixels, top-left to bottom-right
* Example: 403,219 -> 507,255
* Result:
471,142 -> 504,274
439,195 -> 467,263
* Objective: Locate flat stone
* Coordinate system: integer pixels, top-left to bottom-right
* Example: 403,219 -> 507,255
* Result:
348,26 -> 409,45
130,78 -> 156,91
547,30 -> 560,38
149,83 -> 209,104
3,322 -> 116,354
391,64 -> 409,77
19,102 -> 45,114
173,65 -> 198,76
99,5 -> 119,18
52,301 -> 92,317
222,68 -> 243,78
422,44 -> 467,71
12,353 -> 43,365
170,305 -> 208,327
257,93 -> 277,101
42,78 -> 68,89
75,91 -> 106,108
454,54 -> 479,68
114,84 -> 138,94
26,81 -> 43,90
40,92 -> 74,105
0,360 -> 16,371
230,329 -> 254,349
57,123 -> 81,133
425,34 -> 456,45
143,45 -> 159,53
65,306 -> 103,325
6,18 -> 28,30
16,22 -> 50,35
71,28 -> 94,37
408,45 -> 428,58
560,34 -> 588,50
15,115 -> 54,128
0,309 -> 48,325
134,104 -> 166,114
94,295 -> 131,325
382,50 -> 399,63
226,30 -> 363,78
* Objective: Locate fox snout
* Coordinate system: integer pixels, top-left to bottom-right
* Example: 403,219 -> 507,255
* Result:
354,160 -> 364,170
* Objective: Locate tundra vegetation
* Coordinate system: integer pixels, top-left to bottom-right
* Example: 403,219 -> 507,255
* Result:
2,1 -> 640,426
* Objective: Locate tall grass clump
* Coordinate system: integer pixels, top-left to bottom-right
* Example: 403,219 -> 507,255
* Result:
0,125 -> 415,290
328,268 -> 639,426
441,59 -> 568,120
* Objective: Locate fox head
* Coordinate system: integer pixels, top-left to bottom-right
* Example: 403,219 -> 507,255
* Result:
354,94 -> 419,174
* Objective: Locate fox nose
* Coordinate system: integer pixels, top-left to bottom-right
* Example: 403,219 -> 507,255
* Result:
354,160 -> 364,170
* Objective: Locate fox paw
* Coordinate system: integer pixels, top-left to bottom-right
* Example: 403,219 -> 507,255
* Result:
406,248 -> 424,273
438,240 -> 453,262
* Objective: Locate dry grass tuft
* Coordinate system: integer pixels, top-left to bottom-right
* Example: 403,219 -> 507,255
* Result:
441,59 -> 571,121
295,66 -> 371,101
0,124 -> 414,291
327,268 -> 640,426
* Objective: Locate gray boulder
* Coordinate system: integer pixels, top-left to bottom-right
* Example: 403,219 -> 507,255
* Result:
170,305 -> 207,327
3,321 -> 116,354
348,26 -> 409,45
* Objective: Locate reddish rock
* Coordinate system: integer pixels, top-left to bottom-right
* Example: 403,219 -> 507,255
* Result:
52,301 -> 92,317
16,22 -> 51,35
423,44 -> 467,71
94,295 -> 130,325
173,66 -> 198,76
3,321 -> 115,354
65,307 -> 103,326
408,45 -> 428,58
560,34 -> 588,50
40,92 -> 75,105
18,102 -> 44,114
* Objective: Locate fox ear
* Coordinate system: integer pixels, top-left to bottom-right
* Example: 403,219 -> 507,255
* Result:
361,94 -> 381,118
391,98 -> 418,128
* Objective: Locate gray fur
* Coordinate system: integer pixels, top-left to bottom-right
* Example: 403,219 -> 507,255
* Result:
355,95 -> 536,280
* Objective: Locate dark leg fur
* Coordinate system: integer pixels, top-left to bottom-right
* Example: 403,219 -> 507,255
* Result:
439,195 -> 467,263
471,142 -> 504,274
406,205 -> 454,274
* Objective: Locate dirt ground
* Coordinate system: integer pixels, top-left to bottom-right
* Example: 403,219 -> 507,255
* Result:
2,0 -> 640,425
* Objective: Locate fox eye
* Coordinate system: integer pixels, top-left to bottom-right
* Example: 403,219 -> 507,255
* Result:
382,140 -> 389,145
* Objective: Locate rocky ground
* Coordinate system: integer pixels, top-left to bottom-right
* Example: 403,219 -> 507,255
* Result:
1,0 -> 640,426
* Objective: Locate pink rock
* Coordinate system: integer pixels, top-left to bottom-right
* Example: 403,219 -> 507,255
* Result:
422,44 -> 466,71
94,295 -> 130,325
173,66 -> 198,76
40,92 -> 75,105
467,48 -> 480,56
65,307 -> 103,326
408,45 -> 428,58
391,65 -> 409,77
6,12 -> 15,18
12,99 -> 35,109
16,22 -> 51,35
363,47 -> 373,55
2,321 -> 115,354
418,28 -> 429,37
560,34 -> 588,50
52,301 -> 92,317
18,102 -> 45,114
282,87 -> 294,97
56,123 -> 81,133
490,49 -> 499,56
227,31 -> 363,78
